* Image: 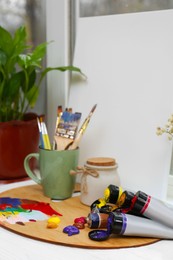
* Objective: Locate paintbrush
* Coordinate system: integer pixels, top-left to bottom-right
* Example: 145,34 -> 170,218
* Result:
37,117 -> 44,148
54,110 -> 82,150
67,104 -> 97,150
52,105 -> 63,150
40,117 -> 51,150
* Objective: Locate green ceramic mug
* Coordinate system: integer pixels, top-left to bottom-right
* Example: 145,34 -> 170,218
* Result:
24,147 -> 79,199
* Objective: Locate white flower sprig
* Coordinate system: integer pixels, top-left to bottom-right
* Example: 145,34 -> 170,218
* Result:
156,114 -> 173,140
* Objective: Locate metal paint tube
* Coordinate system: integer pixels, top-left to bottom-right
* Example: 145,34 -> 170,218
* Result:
118,190 -> 149,218
131,191 -> 173,229
86,212 -> 109,229
107,211 -> 173,239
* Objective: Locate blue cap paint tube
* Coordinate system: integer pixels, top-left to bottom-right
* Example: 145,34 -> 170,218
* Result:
131,191 -> 173,229
86,212 -> 109,228
107,212 -> 173,239
88,211 -> 173,241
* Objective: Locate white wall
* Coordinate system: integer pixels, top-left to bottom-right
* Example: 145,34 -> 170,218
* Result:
69,9 -> 173,199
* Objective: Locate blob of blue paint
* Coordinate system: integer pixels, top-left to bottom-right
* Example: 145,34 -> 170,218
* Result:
63,225 -> 79,236
0,197 -> 21,207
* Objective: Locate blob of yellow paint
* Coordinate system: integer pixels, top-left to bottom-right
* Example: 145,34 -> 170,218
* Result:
47,216 -> 61,228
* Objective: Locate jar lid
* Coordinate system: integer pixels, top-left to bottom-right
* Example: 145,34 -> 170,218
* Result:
86,157 -> 116,167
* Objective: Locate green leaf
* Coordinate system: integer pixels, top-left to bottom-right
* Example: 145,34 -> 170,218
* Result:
0,49 -> 7,65
5,72 -> 22,97
39,66 -> 86,86
0,71 -> 3,82
13,26 -> 26,45
31,42 -> 48,62
0,26 -> 13,56
17,54 -> 32,68
0,79 -> 5,98
54,66 -> 84,73
26,84 -> 39,108
18,53 -> 44,69
13,26 -> 29,56
28,69 -> 36,90
54,66 -> 86,78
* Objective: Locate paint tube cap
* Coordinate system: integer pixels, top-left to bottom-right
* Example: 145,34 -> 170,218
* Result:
90,198 -> 113,213
88,230 -> 109,241
132,191 -> 148,213
118,190 -> 135,209
104,185 -> 121,204
107,212 -> 123,235
90,198 -> 106,211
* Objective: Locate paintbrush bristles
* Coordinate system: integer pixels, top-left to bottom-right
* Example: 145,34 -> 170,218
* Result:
54,109 -> 82,150
91,104 -> 97,113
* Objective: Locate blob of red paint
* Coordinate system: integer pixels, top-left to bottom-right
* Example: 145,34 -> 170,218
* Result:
74,217 -> 86,224
22,202 -> 62,216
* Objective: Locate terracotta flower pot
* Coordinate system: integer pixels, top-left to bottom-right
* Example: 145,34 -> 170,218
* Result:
0,113 -> 40,180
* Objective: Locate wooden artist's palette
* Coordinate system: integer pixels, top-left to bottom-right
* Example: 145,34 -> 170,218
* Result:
0,184 -> 160,249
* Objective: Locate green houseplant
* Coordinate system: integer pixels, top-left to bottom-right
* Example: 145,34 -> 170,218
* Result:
0,26 -> 83,122
0,25 -> 83,180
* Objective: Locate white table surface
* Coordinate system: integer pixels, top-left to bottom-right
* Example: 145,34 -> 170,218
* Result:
0,179 -> 173,260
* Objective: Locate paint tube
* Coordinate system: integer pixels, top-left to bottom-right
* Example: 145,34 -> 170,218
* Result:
131,190 -> 173,228
107,211 -> 173,239
86,212 -> 109,228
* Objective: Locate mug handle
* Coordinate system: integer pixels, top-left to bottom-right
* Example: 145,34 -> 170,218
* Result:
24,153 -> 41,185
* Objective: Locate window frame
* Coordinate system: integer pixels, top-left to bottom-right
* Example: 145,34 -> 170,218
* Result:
46,0 -> 74,139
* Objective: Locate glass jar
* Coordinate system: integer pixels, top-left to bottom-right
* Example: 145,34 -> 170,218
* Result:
80,157 -> 120,206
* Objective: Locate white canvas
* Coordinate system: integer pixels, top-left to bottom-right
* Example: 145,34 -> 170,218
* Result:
68,10 -> 173,199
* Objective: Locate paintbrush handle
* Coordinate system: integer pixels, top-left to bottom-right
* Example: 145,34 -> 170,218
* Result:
68,135 -> 81,150
41,122 -> 51,150
67,127 -> 85,150
68,104 -> 97,150
37,118 -> 44,148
